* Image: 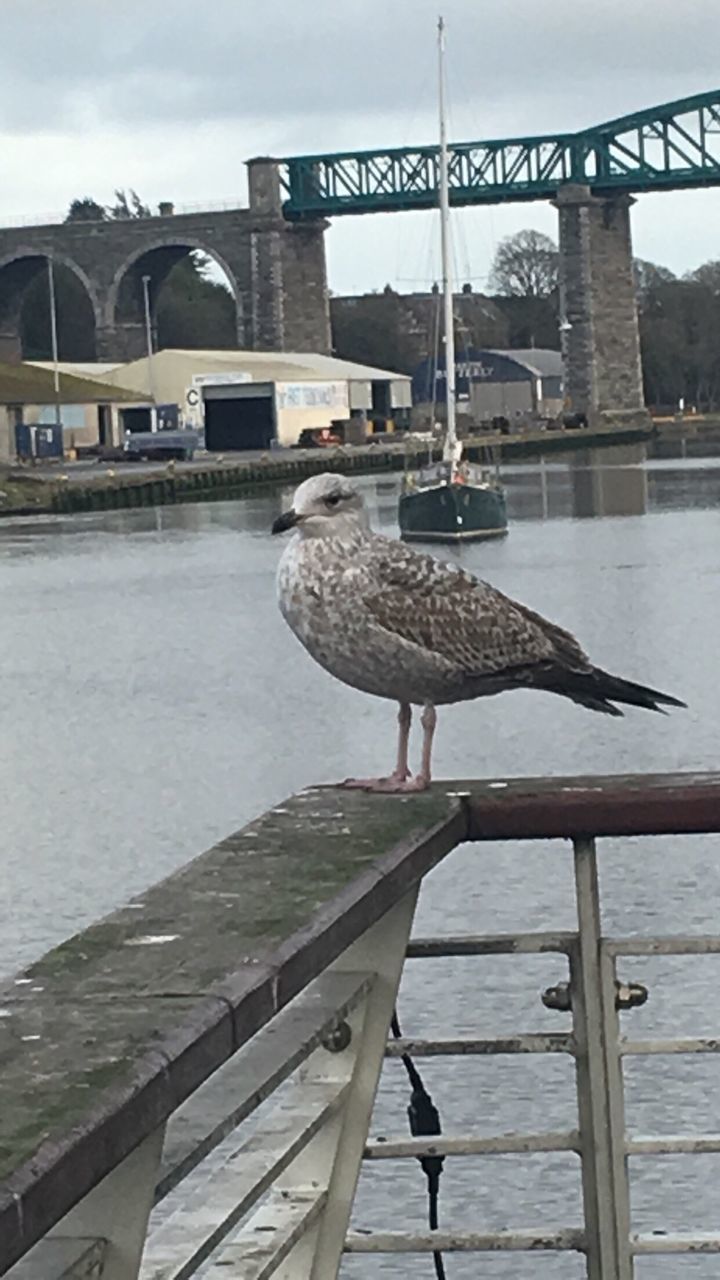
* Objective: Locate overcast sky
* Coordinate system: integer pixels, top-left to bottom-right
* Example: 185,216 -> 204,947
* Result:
3,0 -> 720,294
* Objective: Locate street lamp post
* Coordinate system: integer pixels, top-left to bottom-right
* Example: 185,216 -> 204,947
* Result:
47,256 -> 62,435
141,274 -> 158,432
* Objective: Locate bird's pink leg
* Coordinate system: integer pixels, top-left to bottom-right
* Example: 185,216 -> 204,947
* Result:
416,703 -> 437,788
341,703 -> 436,794
341,702 -> 412,790
394,701 -> 412,780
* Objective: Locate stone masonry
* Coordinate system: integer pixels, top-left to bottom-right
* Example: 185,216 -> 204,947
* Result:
555,185 -> 649,427
0,163 -> 648,413
0,158 -> 331,363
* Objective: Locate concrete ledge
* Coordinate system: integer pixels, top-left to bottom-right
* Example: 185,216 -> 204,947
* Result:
0,786 -> 463,1271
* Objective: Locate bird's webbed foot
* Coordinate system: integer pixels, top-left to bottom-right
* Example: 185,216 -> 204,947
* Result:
339,771 -> 430,794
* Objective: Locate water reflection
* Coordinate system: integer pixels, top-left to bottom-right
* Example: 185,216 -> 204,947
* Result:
501,439 -> 719,524
570,446 -> 648,519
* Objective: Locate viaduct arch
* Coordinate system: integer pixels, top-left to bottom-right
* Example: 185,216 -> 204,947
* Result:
0,252 -> 101,361
0,161 -> 331,364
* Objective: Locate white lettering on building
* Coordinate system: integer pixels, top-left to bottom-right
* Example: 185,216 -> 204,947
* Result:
275,382 -> 349,411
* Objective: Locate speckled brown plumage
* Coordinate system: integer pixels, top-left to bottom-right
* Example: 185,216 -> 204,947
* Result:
272,474 -> 685,791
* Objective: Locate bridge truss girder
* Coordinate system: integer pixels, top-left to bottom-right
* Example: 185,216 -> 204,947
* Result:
280,90 -> 720,218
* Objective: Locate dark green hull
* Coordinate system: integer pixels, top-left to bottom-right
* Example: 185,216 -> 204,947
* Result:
399,481 -> 508,543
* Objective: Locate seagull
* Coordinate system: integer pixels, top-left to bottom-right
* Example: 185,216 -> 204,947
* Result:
272,473 -> 685,793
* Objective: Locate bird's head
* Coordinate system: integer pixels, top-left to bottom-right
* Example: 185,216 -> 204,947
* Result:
271,473 -> 368,538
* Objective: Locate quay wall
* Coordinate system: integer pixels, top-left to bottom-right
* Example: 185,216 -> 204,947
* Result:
4,424 -> 654,518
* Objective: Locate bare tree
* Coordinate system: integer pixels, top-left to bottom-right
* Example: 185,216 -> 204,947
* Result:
634,258 -> 675,305
65,190 -> 152,222
489,229 -> 558,298
688,259 -> 720,295
110,188 -> 152,219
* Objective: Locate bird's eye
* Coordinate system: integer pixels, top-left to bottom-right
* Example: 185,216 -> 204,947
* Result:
325,494 -> 342,507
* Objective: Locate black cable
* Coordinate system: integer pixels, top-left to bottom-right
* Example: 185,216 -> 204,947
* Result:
391,1009 -> 447,1280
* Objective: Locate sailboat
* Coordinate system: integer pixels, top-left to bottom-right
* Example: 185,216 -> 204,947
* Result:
399,17 -> 508,544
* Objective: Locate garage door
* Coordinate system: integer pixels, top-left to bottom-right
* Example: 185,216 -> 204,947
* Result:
204,396 -> 274,451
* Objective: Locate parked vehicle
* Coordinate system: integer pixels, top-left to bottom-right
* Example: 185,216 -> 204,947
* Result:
123,430 -> 200,461
292,427 -> 343,449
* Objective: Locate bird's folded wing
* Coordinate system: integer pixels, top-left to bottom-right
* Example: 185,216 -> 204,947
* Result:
360,548 -> 588,676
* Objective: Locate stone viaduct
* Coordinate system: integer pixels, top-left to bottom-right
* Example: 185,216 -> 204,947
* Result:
0,160 -> 330,364
0,161 -> 647,427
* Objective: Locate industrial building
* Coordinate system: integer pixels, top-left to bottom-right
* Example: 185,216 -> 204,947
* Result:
412,348 -> 564,424
0,362 -> 140,462
37,350 -> 412,451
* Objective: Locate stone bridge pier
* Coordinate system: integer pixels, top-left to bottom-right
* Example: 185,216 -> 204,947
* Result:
555,185 -> 649,428
0,159 -> 331,363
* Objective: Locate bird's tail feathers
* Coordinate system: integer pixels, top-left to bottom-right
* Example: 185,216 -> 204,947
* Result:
539,665 -> 686,717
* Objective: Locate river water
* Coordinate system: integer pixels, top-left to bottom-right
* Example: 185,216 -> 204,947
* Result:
1,438 -> 719,1276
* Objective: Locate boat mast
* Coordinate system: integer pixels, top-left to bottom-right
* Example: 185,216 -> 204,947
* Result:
438,15 -> 458,463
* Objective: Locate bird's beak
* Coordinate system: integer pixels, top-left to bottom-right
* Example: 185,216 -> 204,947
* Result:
272,508 -> 300,535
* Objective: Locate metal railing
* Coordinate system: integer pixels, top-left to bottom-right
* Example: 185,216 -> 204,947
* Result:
2,772 -> 719,1279
350,847 -> 720,1273
0,199 -> 247,230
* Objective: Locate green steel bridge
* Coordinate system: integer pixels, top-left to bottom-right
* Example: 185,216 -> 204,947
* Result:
280,90 -> 720,218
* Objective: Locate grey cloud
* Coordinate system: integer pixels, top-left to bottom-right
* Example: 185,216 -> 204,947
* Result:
2,0 -> 718,146
2,0 -> 719,290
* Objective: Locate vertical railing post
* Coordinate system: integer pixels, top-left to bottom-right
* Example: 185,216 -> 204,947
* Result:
600,947 -> 633,1278
570,837 -> 625,1279
48,1125 -> 165,1280
303,888 -> 420,1280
